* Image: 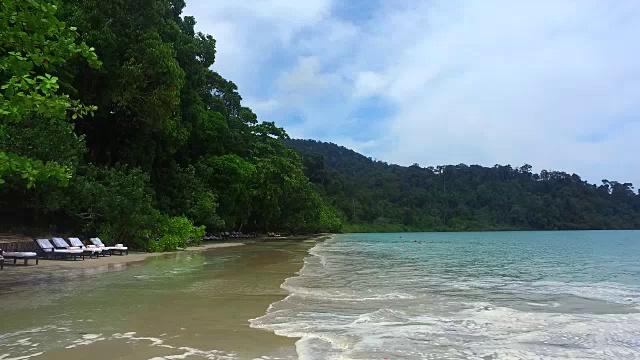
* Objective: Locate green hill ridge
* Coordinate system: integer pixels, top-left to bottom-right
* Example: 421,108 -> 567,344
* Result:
285,139 -> 640,232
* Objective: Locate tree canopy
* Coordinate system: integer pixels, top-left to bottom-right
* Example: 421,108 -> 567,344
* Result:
0,0 -> 340,251
0,0 -> 100,187
286,139 -> 640,232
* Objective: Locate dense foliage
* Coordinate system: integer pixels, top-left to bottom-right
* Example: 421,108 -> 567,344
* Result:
286,139 -> 640,231
0,0 -> 100,187
3,0 -> 638,248
0,0 -> 340,250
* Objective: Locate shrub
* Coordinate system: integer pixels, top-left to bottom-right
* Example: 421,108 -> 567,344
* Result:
146,214 -> 205,252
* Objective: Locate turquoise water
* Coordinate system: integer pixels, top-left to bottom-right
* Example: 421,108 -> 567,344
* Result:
251,231 -> 640,359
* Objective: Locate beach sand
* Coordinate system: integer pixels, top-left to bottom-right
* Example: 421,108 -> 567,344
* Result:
1,242 -> 244,277
0,236 -> 326,359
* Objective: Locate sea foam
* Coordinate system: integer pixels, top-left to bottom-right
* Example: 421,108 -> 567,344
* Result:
252,231 -> 640,359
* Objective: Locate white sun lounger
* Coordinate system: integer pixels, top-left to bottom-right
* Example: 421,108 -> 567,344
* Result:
68,238 -> 104,257
52,238 -> 96,259
35,239 -> 85,260
89,238 -> 128,255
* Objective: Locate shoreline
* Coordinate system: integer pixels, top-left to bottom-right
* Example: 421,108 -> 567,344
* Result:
0,235 -> 328,274
0,235 -> 329,359
0,242 -> 244,275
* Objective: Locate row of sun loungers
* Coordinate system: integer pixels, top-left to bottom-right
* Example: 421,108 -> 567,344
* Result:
36,238 -> 128,260
0,237 -> 128,270
201,232 -> 258,241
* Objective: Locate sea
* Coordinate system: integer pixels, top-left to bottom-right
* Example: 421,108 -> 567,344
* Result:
251,231 -> 640,359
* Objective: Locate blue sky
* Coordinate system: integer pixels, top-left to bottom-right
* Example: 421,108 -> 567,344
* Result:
184,0 -> 640,186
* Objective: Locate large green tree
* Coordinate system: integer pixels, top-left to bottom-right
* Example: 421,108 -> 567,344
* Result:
0,0 -> 99,187
1,0 -> 342,249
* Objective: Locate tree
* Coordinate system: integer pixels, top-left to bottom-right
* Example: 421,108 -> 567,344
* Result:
196,155 -> 256,231
2,0 -> 341,248
0,0 -> 100,187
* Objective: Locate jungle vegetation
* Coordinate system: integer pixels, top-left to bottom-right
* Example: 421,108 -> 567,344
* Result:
2,0 -> 638,252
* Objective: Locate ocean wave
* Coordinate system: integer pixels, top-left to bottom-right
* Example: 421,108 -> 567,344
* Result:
277,286 -> 418,302
252,233 -> 640,359
0,328 -> 237,360
529,281 -> 640,306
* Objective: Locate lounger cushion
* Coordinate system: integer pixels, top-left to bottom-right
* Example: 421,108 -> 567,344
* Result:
2,252 -> 37,258
68,238 -> 83,246
36,239 -> 54,249
54,249 -> 84,254
52,238 -> 70,248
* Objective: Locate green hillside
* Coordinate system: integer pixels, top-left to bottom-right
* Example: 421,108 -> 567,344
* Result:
285,139 -> 640,232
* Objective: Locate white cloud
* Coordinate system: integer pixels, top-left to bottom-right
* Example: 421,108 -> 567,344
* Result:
358,0 -> 640,184
278,56 -> 328,94
243,98 -> 280,113
183,0 -> 640,185
183,0 -> 334,90
354,71 -> 387,98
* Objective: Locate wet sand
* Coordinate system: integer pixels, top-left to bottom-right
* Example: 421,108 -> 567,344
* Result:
0,236 -> 326,359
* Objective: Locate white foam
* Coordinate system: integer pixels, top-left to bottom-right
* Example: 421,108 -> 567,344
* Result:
0,328 -> 237,360
530,281 -> 640,306
65,333 -> 106,349
252,234 -> 640,359
0,352 -> 44,360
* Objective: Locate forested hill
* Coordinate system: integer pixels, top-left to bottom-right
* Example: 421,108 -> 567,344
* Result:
285,139 -> 640,232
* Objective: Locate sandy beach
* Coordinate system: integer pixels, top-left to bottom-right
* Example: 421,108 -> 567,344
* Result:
1,242 -> 244,272
0,236 -> 327,359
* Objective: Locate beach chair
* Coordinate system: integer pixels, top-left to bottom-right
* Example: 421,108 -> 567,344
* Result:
68,238 -> 106,257
35,239 -> 84,260
0,248 -> 39,266
52,238 -> 95,259
89,238 -> 128,255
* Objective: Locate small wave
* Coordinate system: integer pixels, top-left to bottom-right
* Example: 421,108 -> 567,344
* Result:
530,281 -> 640,306
525,302 -> 560,308
252,233 -> 640,359
277,287 -> 417,302
352,309 -> 409,324
65,333 -> 106,349
0,329 -> 237,360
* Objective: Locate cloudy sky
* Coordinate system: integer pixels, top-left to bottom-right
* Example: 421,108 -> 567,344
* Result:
184,0 -> 640,186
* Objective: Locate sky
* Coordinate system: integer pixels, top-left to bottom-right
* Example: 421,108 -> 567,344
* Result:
184,0 -> 640,186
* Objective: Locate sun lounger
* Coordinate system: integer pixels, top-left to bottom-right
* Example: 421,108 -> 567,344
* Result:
89,238 -> 128,255
52,238 -> 94,259
68,238 -> 106,257
0,249 -> 39,265
35,239 -> 84,260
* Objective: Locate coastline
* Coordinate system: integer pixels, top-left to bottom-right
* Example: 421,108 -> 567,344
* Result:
0,242 -> 245,285
0,235 -> 329,359
0,235 -> 327,275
